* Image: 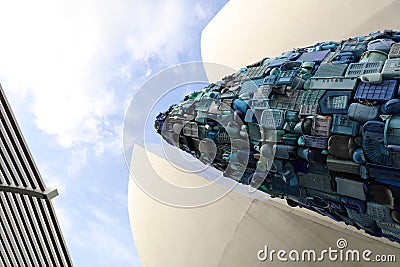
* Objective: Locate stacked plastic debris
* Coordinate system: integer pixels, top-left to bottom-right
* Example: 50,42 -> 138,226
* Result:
155,30 -> 400,243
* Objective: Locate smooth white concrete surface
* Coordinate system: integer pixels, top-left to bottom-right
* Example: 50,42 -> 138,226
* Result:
128,146 -> 399,267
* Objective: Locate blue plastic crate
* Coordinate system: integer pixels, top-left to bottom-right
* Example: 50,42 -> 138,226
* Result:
300,90 -> 325,115
319,91 -> 352,114
367,163 -> 400,183
313,63 -> 348,77
242,64 -> 269,80
270,89 -> 304,111
309,77 -> 358,91
355,80 -> 398,102
336,176 -> 367,201
297,50 -> 330,63
382,58 -> 400,78
331,114 -> 359,136
367,202 -> 393,222
345,62 -> 383,77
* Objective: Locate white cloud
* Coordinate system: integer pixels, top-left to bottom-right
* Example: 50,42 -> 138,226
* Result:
0,0 -> 218,156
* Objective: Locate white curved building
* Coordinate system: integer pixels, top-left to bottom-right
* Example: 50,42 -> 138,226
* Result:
129,1 -> 400,266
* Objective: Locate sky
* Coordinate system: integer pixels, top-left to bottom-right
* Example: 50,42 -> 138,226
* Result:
0,0 -> 228,266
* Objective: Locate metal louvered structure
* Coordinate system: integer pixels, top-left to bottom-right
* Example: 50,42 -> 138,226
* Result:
0,85 -> 73,266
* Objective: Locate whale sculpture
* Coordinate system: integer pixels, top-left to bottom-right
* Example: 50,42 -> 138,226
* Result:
155,30 -> 400,243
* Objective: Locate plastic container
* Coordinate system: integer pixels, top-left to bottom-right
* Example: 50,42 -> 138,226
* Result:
341,41 -> 367,57
328,135 -> 355,159
215,130 -> 230,144
384,115 -> 400,145
388,43 -> 400,59
362,121 -> 385,140
195,99 -> 214,112
331,114 -> 359,136
271,175 -> 301,197
331,51 -> 358,64
326,156 -> 360,175
319,91 -> 352,114
297,50 -> 330,63
282,134 -> 299,146
370,184 -> 394,207
251,99 -> 271,110
341,196 -> 367,214
367,39 -> 395,53
336,176 -> 367,201
300,90 -> 325,115
298,172 -> 334,193
348,103 -> 380,123
367,163 -> 400,183
260,109 -> 286,130
247,123 -> 262,142
242,64 -> 269,80
309,77 -> 358,91
311,115 -> 331,137
355,80 -> 398,103
301,135 -> 328,149
270,89 -> 304,111
367,202 -> 394,222
267,58 -> 287,68
313,64 -> 348,77
353,148 -> 366,164
345,62 -> 383,77
346,208 -> 375,227
381,99 -> 400,115
388,145 -> 400,169
359,50 -> 388,63
273,144 -> 296,160
377,221 -> 400,240
276,70 -> 298,86
382,58 -> 400,78
183,122 -> 198,137
244,109 -> 256,123
239,78 -> 264,95
362,138 -> 392,165
263,75 -> 277,85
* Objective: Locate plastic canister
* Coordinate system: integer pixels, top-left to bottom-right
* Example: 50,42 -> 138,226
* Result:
359,50 -> 388,63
